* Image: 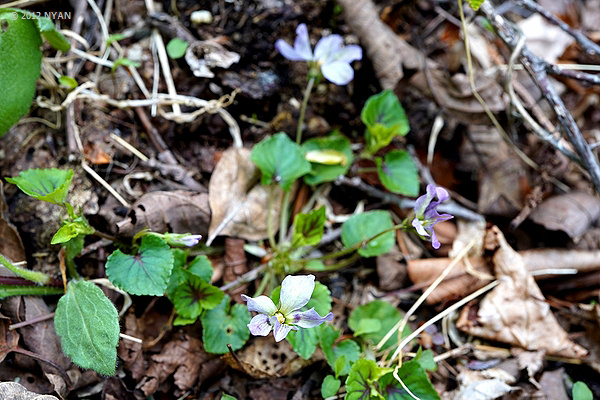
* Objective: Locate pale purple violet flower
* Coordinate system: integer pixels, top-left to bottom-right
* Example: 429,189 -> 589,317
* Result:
241,274 -> 333,342
162,233 -> 203,247
412,184 -> 453,249
275,23 -> 362,85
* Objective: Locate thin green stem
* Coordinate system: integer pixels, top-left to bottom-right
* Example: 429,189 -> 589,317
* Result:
296,76 -> 316,144
267,185 -> 277,249
254,270 -> 272,297
0,253 -> 51,285
278,190 -> 292,245
0,285 -> 64,298
304,253 -> 361,272
301,220 -> 410,263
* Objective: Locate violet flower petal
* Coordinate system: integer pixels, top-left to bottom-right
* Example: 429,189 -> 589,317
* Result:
431,232 -> 441,250
275,39 -> 307,61
293,23 -> 313,60
291,308 -> 334,329
314,34 -> 343,63
241,294 -> 278,315
412,219 -> 429,237
321,60 -> 354,85
279,275 -> 315,315
248,314 -> 273,336
332,45 -> 362,63
273,320 -> 293,342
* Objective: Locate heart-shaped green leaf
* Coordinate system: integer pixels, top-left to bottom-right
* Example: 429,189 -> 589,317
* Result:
287,327 -> 319,359
105,235 -> 174,296
321,375 -> 341,398
166,255 -> 213,299
361,90 -> 409,155
6,168 -> 74,204
302,134 -> 353,185
169,269 -> 224,320
54,281 -> 120,375
348,300 -> 409,351
376,149 -> 419,196
201,296 -> 250,354
250,132 -> 311,190
341,210 -> 395,257
292,206 -> 326,247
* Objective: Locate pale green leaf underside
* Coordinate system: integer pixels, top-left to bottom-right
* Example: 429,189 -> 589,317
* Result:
54,281 -> 119,375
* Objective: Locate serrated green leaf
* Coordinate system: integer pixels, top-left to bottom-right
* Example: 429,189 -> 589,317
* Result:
105,235 -> 174,296
287,327 -> 319,359
322,375 -> 341,398
345,359 -> 390,400
0,10 -> 41,136
361,90 -> 409,155
166,255 -> 213,299
379,360 -> 439,400
58,75 -> 77,90
170,269 -> 224,319
302,134 -> 353,185
468,0 -> 485,11
54,281 -> 119,375
573,382 -> 593,400
292,206 -> 326,247
167,38 -> 188,59
250,132 -> 311,190
51,217 -> 95,244
6,168 -> 74,204
348,300 -> 409,351
201,295 -> 250,354
375,149 -> 419,196
341,210 -> 395,257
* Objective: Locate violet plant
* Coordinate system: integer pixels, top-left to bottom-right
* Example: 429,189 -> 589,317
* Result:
412,184 -> 454,249
275,23 -> 362,143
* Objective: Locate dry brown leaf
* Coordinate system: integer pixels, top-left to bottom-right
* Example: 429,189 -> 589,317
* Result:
376,246 -> 407,291
223,238 -> 249,301
538,368 -> 570,400
117,313 -> 145,381
529,192 -> 600,238
223,336 -> 321,379
0,182 -> 25,263
0,312 -> 19,363
116,191 -> 210,237
208,147 -> 285,243
139,335 -> 212,396
0,382 -> 57,400
457,226 -> 588,359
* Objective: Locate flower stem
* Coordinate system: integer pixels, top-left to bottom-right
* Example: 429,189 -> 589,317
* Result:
254,269 -> 272,297
278,189 -> 292,245
267,185 -> 277,249
0,253 -> 51,285
296,75 -> 316,144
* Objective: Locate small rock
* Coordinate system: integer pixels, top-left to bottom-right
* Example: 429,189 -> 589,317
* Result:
190,10 -> 213,25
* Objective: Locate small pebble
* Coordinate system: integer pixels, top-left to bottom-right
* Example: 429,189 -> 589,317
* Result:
190,10 -> 213,25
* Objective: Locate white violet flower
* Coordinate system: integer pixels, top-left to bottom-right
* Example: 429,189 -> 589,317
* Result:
241,274 -> 334,342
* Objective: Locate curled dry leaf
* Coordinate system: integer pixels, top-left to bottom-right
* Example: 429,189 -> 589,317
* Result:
208,147 -> 286,243
185,39 -> 240,79
529,191 -> 600,238
222,336 -> 321,379
457,226 -> 588,359
116,191 -> 210,237
0,382 -> 58,400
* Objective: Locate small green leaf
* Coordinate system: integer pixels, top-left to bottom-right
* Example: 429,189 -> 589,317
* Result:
6,168 -> 74,204
573,382 -> 593,400
292,206 -> 326,247
106,33 -> 127,46
51,217 -> 95,245
54,281 -> 119,375
348,300 -> 409,351
352,318 -> 382,336
375,149 -> 419,196
334,355 -> 346,378
322,375 -> 341,398
33,15 -> 70,52
111,57 -> 141,71
341,210 -> 395,257
105,235 -> 174,296
166,38 -> 188,59
287,327 -> 319,359
250,132 -> 311,190
345,359 -> 390,400
221,394 -> 237,400
379,360 -> 440,400
467,0 -> 485,11
58,75 -> 77,90
302,134 -> 353,185
318,325 -> 360,377
413,347 -> 437,371
170,270 -> 224,319
361,90 -> 409,155
166,255 -> 213,299
173,314 -> 197,326
201,295 -> 250,354
333,340 -> 360,376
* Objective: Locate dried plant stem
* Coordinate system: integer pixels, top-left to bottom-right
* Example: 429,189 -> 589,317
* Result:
296,76 -> 315,144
